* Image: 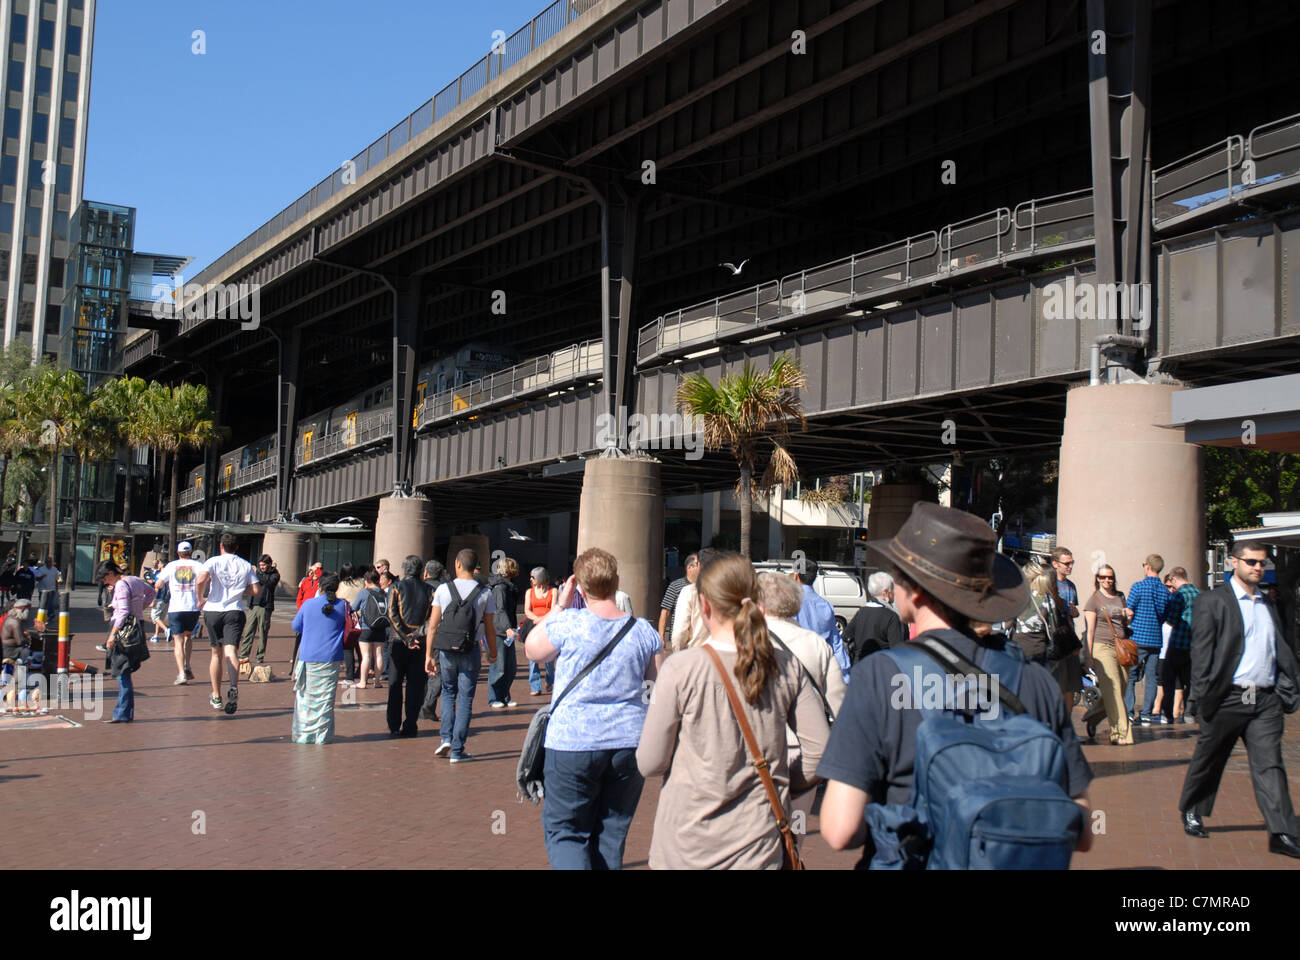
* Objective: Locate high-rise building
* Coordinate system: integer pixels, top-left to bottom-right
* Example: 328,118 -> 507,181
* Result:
0,0 -> 95,358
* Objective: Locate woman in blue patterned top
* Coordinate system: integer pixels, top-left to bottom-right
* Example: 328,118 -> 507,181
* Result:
524,547 -> 664,869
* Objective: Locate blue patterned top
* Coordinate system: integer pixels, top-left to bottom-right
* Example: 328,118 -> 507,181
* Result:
1167,583 -> 1200,651
543,608 -> 662,752
1127,576 -> 1170,648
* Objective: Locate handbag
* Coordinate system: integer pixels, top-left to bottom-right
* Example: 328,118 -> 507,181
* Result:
701,644 -> 806,871
516,616 -> 636,804
112,615 -> 150,670
343,605 -> 361,650
1099,601 -> 1138,669
1043,596 -> 1082,661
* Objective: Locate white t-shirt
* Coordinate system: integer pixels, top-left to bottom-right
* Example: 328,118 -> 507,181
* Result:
157,559 -> 204,613
433,579 -> 497,645
201,553 -> 257,613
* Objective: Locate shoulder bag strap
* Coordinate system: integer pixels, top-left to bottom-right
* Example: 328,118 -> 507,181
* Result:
551,616 -> 636,714
905,636 -> 1029,716
701,643 -> 804,869
1098,597 -> 1121,641
768,630 -> 835,724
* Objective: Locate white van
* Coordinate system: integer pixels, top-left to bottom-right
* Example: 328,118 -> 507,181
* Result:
752,560 -> 868,633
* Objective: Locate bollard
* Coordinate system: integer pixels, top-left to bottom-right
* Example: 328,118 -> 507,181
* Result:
55,608 -> 70,704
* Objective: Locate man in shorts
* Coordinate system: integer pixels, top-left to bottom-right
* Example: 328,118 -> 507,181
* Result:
196,533 -> 260,715
156,541 -> 205,685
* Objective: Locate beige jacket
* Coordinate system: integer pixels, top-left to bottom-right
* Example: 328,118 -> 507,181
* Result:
670,583 -> 707,651
636,640 -> 831,869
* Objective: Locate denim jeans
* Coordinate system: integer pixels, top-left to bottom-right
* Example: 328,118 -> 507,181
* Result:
529,659 -> 554,694
542,748 -> 644,870
488,639 -> 517,703
1125,647 -> 1161,718
440,646 -> 481,756
113,668 -> 134,721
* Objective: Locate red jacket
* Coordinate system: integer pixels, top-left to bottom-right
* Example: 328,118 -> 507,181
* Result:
296,573 -> 320,610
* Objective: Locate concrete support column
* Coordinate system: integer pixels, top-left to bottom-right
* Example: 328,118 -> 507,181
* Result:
261,528 -> 311,602
576,457 -> 663,620
867,483 -> 927,545
547,511 -> 571,579
447,534 -> 491,575
373,496 -> 436,569
767,485 -> 785,559
276,326 -> 302,520
1057,383 -> 1204,594
392,279 -> 424,494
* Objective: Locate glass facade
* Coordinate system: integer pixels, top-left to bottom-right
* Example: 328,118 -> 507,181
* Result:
0,0 -> 93,357
60,199 -> 132,389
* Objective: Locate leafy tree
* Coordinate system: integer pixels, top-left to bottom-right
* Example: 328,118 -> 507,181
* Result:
65,396 -> 119,589
92,376 -> 151,531
0,343 -> 52,520
9,368 -> 90,571
676,354 -> 806,558
139,382 -> 221,556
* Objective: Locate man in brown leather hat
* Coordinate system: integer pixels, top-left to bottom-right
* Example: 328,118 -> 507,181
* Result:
817,501 -> 1094,863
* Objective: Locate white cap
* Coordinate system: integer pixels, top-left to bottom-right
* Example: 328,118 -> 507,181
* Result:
177,541 -> 193,553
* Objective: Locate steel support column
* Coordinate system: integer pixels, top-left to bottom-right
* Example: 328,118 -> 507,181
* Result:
275,326 -> 302,521
1086,0 -> 1153,360
392,278 -> 424,494
203,372 -> 227,522
597,185 -> 644,422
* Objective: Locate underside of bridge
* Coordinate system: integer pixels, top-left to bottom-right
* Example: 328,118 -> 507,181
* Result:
128,0 -> 1300,528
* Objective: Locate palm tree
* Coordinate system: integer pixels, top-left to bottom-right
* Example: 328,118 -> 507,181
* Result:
11,368 -> 90,570
65,398 -> 119,590
92,376 -> 151,531
140,382 -> 221,556
0,344 -> 51,520
675,354 -> 807,558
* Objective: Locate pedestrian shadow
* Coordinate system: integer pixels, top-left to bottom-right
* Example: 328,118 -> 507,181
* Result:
1088,757 -> 1192,778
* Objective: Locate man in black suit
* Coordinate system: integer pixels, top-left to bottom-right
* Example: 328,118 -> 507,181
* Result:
845,571 -> 907,663
1179,542 -> 1300,857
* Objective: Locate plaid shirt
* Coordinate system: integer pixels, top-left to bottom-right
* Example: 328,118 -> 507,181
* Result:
1127,576 -> 1170,648
1167,583 -> 1200,651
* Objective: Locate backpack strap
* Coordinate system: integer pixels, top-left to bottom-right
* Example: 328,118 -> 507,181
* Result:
768,630 -> 835,724
881,637 -> 1028,717
551,616 -> 636,714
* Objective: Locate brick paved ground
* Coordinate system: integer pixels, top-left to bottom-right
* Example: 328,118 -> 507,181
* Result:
1,591 -> 1297,870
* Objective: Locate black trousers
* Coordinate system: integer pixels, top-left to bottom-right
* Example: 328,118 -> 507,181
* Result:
386,641 -> 428,735
1179,687 -> 1298,835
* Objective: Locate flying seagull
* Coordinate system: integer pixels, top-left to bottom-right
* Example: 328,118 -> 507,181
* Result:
719,259 -> 749,276
508,528 -> 533,541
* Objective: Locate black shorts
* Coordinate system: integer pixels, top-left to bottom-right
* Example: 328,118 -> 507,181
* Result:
204,610 -> 246,649
1161,650 -> 1191,688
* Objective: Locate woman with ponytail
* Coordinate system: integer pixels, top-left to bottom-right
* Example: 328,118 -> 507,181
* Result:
290,571 -> 350,744
636,553 -> 831,869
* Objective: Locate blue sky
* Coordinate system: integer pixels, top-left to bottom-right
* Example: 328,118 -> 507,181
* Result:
84,0 -> 548,280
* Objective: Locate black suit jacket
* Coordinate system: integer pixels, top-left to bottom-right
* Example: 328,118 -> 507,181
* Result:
1189,582 -> 1298,721
846,603 -> 907,662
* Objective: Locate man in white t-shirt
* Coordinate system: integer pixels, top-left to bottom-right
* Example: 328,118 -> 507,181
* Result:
157,541 -> 205,686
195,533 -> 260,716
425,548 -> 497,762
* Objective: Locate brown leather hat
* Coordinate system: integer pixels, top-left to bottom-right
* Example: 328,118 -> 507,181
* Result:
868,501 -> 1028,622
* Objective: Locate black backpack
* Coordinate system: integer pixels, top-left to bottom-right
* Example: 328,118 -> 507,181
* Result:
357,587 -> 390,633
433,581 -> 485,653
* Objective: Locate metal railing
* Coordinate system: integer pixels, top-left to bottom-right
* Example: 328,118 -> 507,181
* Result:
225,456 -> 277,492
188,0 -> 601,294
296,410 -> 394,469
178,486 -> 204,508
420,339 -> 603,425
638,190 -> 1105,364
1152,136 -> 1246,227
123,331 -> 158,368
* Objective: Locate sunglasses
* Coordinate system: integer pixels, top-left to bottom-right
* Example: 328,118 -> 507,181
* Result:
1238,558 -> 1266,568
1098,575 -> 1115,580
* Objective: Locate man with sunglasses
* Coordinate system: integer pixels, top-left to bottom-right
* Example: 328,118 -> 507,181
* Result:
1179,542 -> 1300,857
1051,548 -> 1080,620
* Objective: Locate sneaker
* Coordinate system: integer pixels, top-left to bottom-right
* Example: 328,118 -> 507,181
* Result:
184,668 -> 195,681
506,699 -> 518,707
1159,714 -> 1172,725
224,685 -> 238,715
209,694 -> 223,710
489,700 -> 506,709
174,674 -> 188,685
95,644 -> 107,653
149,637 -> 162,644
435,741 -> 451,757
1138,714 -> 1153,726
449,753 -> 474,763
